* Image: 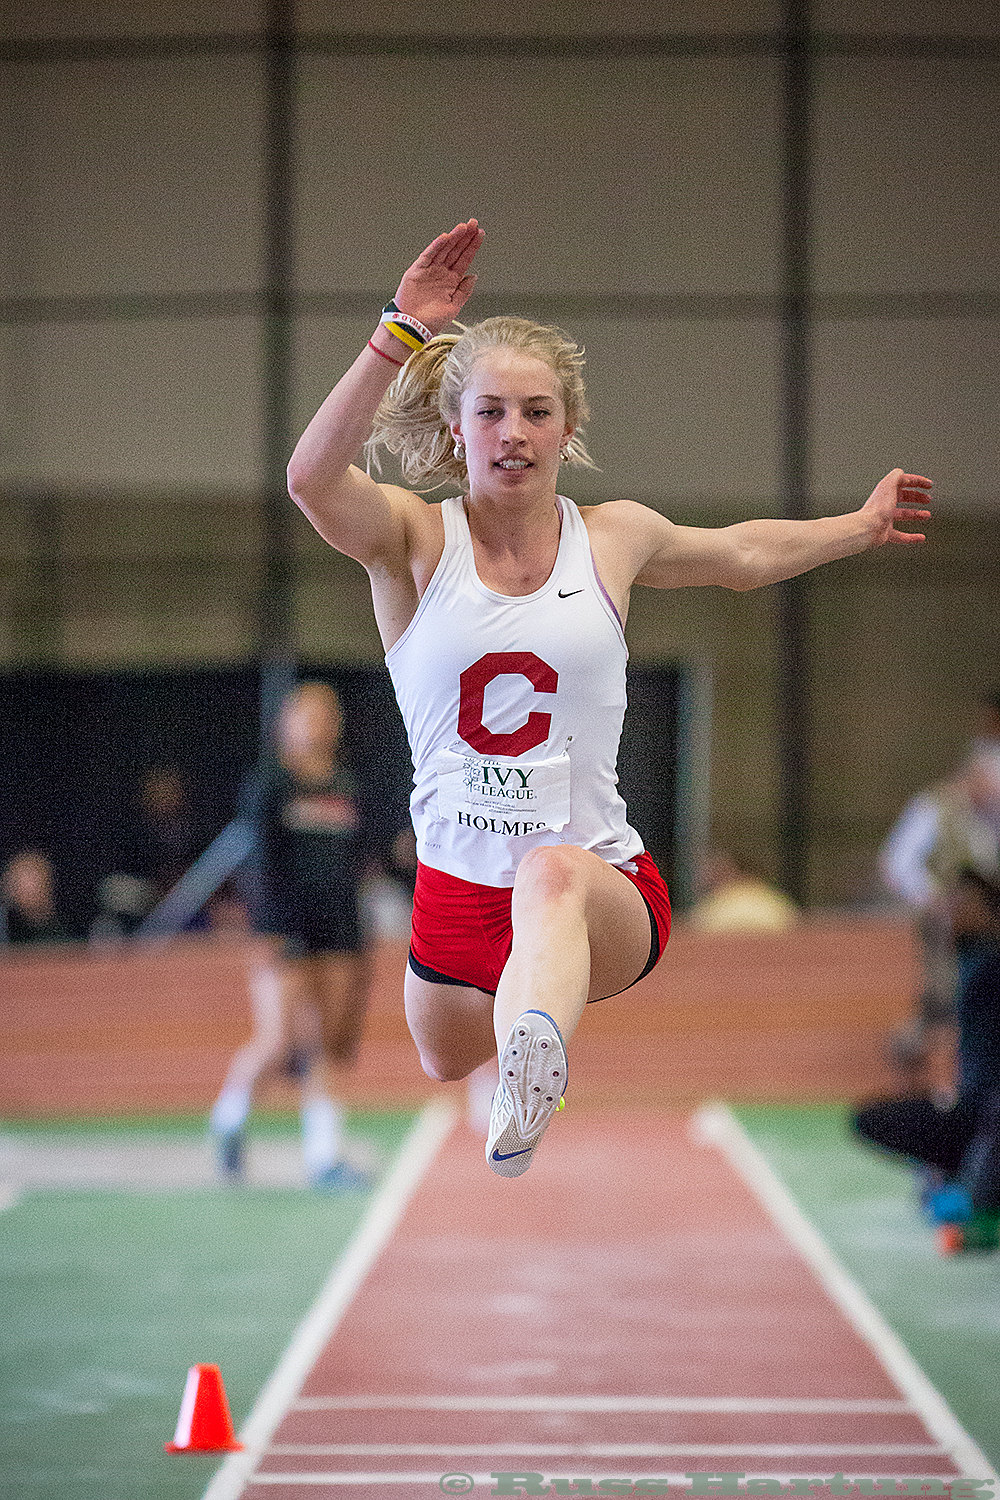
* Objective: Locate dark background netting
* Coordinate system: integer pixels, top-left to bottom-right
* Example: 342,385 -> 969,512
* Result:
1,661 -> 682,936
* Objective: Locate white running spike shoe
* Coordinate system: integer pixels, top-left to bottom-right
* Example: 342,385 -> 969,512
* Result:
486,1010 -> 568,1178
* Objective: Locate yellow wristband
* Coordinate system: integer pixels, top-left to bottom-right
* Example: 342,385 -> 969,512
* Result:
383,321 -> 424,352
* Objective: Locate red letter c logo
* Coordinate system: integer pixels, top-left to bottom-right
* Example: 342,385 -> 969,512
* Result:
458,651 -> 558,756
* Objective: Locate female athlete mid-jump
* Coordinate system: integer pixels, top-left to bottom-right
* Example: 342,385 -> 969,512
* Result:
287,218 -> 931,1177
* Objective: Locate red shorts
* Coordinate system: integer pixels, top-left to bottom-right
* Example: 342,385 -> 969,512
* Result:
408,850 -> 671,998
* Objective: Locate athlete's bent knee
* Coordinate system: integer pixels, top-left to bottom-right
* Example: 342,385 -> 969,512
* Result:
514,843 -> 586,903
417,1047 -> 472,1084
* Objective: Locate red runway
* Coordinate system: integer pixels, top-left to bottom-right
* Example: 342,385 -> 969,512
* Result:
205,1105 -> 987,1499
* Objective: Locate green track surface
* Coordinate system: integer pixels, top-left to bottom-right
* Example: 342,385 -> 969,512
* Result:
0,1111 -> 415,1500
4,1105 -> 997,1498
734,1104 -> 1000,1476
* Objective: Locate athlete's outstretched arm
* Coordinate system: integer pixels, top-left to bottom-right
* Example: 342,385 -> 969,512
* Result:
286,219 -> 484,567
606,469 -> 932,593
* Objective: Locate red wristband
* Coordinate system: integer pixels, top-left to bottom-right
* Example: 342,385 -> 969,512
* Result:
367,339 -> 404,368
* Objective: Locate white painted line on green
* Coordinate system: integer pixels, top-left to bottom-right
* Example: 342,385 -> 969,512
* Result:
201,1098 -> 458,1500
692,1102 -> 995,1481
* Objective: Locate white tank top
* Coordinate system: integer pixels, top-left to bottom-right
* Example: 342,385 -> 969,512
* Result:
386,495 -> 644,887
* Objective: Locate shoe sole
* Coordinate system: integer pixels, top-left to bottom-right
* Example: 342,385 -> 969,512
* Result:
488,1011 -> 567,1178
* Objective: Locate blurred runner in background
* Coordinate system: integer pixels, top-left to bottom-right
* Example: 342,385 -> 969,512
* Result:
209,682 -> 373,1191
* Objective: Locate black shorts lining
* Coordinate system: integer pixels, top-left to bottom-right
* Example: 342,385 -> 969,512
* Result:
589,887 -> 660,1003
407,949 -> 497,996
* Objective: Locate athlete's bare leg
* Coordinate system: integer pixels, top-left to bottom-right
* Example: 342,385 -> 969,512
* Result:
217,939 -> 304,1095
488,847 -> 652,1175
403,970 -> 496,1082
304,950 -> 371,1080
492,843 -> 651,1050
212,944 -> 372,1183
288,951 -> 372,1186
210,942 -> 311,1174
403,844 -> 652,1084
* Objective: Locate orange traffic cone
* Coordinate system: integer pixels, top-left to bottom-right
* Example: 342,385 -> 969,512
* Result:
164,1363 -> 244,1453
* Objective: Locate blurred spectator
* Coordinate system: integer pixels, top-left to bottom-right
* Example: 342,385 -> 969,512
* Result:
90,766 -> 205,941
685,847 -> 799,933
855,716 -> 1000,1253
89,872 -> 155,946
209,682 -> 374,1191
879,712 -> 1000,1077
132,765 -> 202,903
1,849 -> 71,946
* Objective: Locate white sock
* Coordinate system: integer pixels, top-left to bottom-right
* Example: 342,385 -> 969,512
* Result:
250,963 -> 284,1009
210,1086 -> 251,1136
301,1096 -> 345,1176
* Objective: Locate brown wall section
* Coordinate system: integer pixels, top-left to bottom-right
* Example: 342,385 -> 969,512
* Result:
0,919 -> 919,1117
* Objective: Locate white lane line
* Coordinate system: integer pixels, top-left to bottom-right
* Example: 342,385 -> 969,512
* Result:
201,1099 -> 459,1500
268,1443 -> 947,1458
691,1103 -> 996,1482
248,1474 -> 963,1490
232,1479 -> 461,1491
236,1478 -> 459,1490
294,1395 -> 915,1415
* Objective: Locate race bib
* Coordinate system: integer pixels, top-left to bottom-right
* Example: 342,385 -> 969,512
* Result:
435,747 -> 571,834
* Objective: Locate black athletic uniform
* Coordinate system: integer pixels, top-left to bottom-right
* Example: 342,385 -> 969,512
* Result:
238,759 -> 364,956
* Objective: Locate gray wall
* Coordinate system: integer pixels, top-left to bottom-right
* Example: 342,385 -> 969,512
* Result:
2,2 -> 998,904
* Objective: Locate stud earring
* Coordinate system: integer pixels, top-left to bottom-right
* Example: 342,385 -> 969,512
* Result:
559,444 -> 570,462
454,440 -> 466,461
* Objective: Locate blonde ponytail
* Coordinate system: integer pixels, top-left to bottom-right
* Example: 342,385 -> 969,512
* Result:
365,316 -> 597,489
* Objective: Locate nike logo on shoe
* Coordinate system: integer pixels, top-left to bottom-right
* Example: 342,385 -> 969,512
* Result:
486,1011 -> 568,1178
558,588 -> 583,598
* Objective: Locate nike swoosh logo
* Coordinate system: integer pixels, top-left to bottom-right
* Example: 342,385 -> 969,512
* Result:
492,1146 -> 532,1161
558,588 -> 583,598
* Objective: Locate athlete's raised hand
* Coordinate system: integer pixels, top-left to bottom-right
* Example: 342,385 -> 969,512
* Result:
392,219 -> 485,336
861,469 -> 932,546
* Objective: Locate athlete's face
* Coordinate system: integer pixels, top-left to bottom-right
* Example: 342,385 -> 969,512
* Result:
452,350 -> 574,496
